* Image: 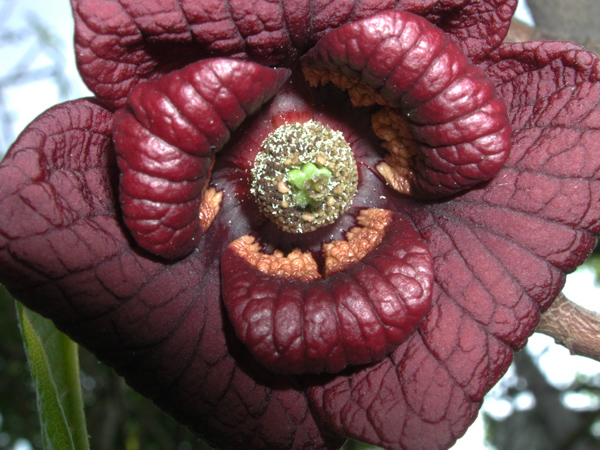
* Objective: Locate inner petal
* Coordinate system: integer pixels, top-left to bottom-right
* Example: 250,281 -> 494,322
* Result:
301,10 -> 512,199
221,208 -> 433,374
112,58 -> 290,259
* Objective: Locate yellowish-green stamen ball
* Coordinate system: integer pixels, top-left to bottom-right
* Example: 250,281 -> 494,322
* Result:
251,120 -> 358,233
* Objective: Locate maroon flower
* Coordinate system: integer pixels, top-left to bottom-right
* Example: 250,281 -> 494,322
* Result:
2,0 -> 600,449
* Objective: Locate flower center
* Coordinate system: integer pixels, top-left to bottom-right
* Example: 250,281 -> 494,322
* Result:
251,120 -> 358,233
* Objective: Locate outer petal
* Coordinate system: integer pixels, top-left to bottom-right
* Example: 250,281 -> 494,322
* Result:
0,99 -> 342,450
307,43 -> 600,449
71,0 -> 516,108
476,41 -> 600,254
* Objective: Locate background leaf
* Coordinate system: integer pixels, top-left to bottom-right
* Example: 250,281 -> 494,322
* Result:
13,287 -> 89,450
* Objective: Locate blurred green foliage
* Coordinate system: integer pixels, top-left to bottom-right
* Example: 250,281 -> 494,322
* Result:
16,301 -> 89,450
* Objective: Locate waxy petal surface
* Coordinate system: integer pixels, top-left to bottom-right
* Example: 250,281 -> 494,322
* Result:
71,0 -> 516,108
302,11 -> 511,198
113,58 -> 290,258
222,213 -> 433,374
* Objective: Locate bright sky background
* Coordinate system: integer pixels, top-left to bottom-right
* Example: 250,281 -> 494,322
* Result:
0,0 -> 90,152
1,1 -> 599,449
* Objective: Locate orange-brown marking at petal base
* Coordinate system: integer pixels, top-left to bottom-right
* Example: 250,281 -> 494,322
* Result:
372,107 -> 418,196
198,187 -> 223,233
323,208 -> 394,277
303,68 -> 386,107
228,235 -> 321,282
376,162 -> 411,195
304,67 -> 419,197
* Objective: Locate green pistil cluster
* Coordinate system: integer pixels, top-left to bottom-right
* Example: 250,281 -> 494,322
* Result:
251,120 -> 358,233
287,162 -> 332,208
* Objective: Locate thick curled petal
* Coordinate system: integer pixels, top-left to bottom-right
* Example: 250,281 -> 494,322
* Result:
221,212 -> 433,374
0,99 -> 343,450
301,11 -> 512,198
71,0 -> 516,108
113,59 -> 290,259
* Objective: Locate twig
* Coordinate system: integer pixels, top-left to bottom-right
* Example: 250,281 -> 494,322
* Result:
536,293 -> 600,362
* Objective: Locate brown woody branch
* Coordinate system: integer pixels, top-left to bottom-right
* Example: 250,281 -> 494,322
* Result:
536,293 -> 600,362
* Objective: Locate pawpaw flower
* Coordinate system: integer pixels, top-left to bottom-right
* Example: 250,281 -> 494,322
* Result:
1,0 -> 600,449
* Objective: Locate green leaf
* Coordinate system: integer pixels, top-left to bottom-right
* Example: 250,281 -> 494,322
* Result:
11,287 -> 89,450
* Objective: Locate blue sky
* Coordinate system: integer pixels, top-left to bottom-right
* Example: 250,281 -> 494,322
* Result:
1,0 -> 91,153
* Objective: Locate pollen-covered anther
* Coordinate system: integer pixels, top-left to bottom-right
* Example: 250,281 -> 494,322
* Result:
303,68 -> 386,107
323,208 -> 394,277
198,187 -> 223,233
228,235 -> 321,282
372,107 -> 418,195
251,120 -> 359,233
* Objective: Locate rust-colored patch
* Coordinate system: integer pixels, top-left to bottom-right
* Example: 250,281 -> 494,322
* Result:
323,208 -> 394,277
372,107 -> 418,195
303,67 -> 386,107
376,162 -> 411,195
304,67 -> 418,197
228,209 -> 393,281
198,187 -> 223,233
228,235 -> 321,282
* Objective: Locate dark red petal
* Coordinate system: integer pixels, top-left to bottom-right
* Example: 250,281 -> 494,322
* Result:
0,99 -> 116,313
221,213 -> 433,374
429,0 -> 516,63
309,333 -> 504,450
112,59 -> 290,259
71,0 -> 515,108
0,99 -> 342,450
301,11 -> 512,198
477,41 -> 600,238
305,202 -> 570,449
